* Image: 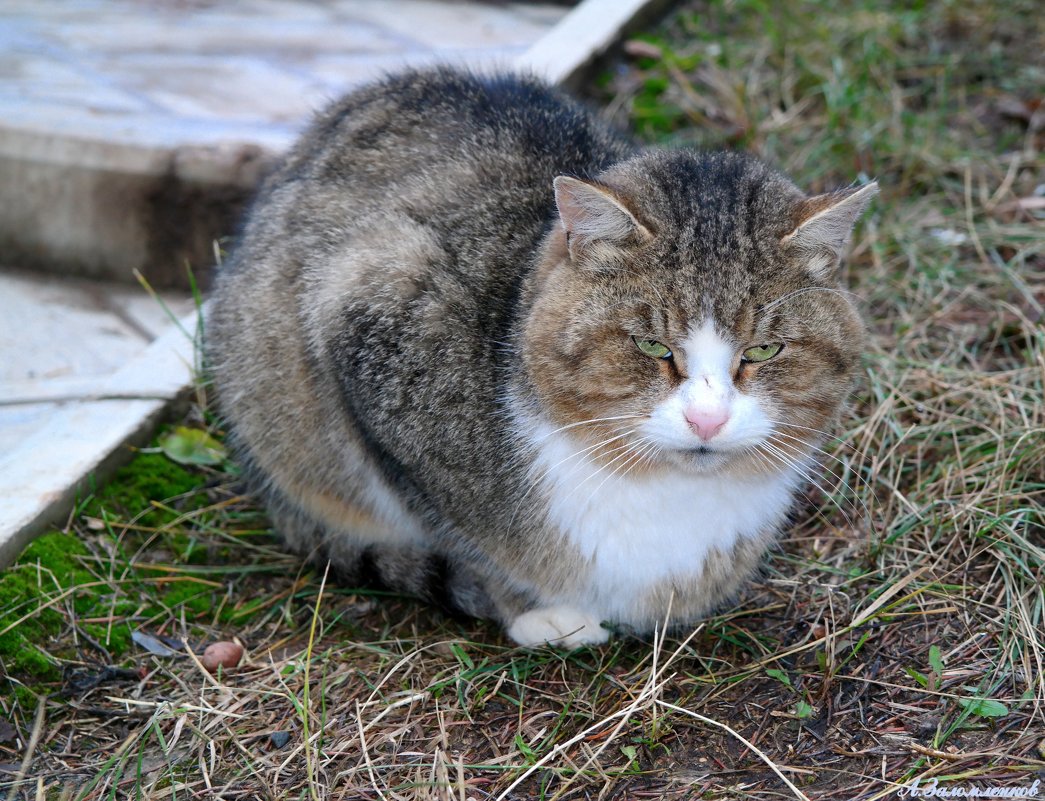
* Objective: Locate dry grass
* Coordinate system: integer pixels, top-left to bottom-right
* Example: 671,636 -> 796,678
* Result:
2,0 -> 1043,798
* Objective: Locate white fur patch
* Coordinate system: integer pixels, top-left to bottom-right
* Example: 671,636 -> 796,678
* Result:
530,421 -> 800,624
507,605 -> 610,648
519,322 -> 804,625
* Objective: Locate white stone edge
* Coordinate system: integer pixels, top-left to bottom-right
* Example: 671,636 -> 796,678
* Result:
0,308 -> 201,567
516,0 -> 666,87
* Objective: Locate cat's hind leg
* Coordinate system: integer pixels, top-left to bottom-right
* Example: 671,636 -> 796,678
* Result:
265,493 -> 507,621
259,478 -> 607,646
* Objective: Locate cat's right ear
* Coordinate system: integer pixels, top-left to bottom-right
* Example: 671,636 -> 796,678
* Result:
783,182 -> 878,278
553,176 -> 650,263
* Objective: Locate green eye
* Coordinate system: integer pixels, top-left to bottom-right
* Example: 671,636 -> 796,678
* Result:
742,343 -> 783,363
634,337 -> 672,360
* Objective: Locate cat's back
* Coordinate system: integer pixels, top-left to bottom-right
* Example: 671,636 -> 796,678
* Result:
214,69 -> 636,335
248,69 -> 633,245
210,69 -> 637,419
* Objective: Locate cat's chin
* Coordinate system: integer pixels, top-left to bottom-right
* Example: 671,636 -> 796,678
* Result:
662,444 -> 781,478
666,446 -> 734,474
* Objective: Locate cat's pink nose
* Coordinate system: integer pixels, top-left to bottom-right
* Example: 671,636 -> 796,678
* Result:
684,408 -> 730,441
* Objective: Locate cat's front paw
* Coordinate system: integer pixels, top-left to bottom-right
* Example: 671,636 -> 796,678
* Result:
507,606 -> 610,649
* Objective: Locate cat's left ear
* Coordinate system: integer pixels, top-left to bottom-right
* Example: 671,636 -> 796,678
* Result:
783,182 -> 878,278
553,176 -> 651,263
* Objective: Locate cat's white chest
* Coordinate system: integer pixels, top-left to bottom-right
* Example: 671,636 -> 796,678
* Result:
531,427 -> 797,622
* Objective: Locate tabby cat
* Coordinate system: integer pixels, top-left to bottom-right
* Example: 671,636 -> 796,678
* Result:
206,68 -> 876,647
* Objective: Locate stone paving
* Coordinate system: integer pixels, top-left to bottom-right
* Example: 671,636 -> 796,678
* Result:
0,269 -> 196,457
2,0 -> 566,151
0,0 -> 570,287
0,0 -> 656,563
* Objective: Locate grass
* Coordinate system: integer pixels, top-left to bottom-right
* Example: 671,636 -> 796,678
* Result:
2,0 -> 1043,798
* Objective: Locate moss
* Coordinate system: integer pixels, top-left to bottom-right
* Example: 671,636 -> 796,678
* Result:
161,531 -> 212,565
0,443 -> 207,689
0,532 -> 92,683
87,451 -> 205,528
1,426 -> 247,700
159,580 -> 217,618
22,528 -> 90,566
85,621 -> 134,655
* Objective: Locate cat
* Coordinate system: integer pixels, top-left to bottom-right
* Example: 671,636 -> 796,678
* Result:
206,67 -> 876,648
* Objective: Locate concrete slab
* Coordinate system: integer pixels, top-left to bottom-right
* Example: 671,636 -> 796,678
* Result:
0,0 -> 570,288
520,0 -> 670,88
0,269 -> 194,457
0,270 -> 194,382
0,307 -> 199,567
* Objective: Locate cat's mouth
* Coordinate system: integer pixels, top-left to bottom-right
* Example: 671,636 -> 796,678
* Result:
673,444 -> 731,472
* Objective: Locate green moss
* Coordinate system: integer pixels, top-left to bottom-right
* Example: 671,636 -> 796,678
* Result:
0,531 -> 92,683
22,528 -> 89,565
85,621 -> 134,655
0,441 -> 209,691
159,580 -> 216,618
87,451 -> 205,528
162,531 -> 212,565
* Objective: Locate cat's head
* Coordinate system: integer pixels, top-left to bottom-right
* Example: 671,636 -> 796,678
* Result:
522,150 -> 876,478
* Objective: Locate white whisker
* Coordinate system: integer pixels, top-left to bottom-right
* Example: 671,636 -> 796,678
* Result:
581,438 -> 660,510
759,440 -> 857,529
561,435 -> 655,510
768,429 -> 872,498
761,286 -> 862,313
534,413 -> 646,441
764,418 -> 865,455
766,435 -> 870,522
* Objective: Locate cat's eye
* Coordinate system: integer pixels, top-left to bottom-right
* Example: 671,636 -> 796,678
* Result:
633,337 -> 672,360
741,343 -> 783,363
